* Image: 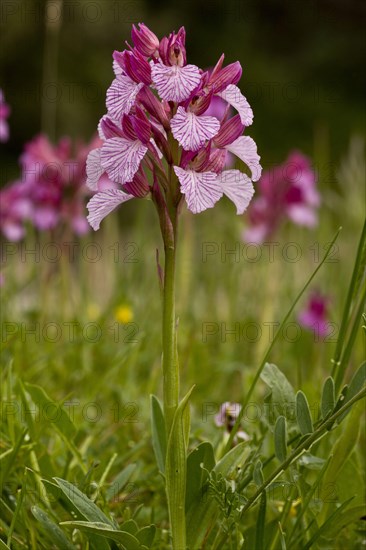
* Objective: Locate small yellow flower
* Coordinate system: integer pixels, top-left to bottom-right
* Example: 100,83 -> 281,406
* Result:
114,305 -> 134,324
87,303 -> 101,321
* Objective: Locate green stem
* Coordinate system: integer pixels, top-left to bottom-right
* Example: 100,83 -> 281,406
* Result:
161,201 -> 186,549
162,220 -> 179,433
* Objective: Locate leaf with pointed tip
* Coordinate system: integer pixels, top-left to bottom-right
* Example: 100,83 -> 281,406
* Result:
53,478 -> 113,525
25,383 -> 76,439
186,442 -> 215,512
136,525 -> 156,548
321,377 -> 335,419
296,391 -> 313,435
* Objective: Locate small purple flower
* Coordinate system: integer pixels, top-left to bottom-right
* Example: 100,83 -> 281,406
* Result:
244,151 -> 320,243
0,89 -> 10,143
86,24 -> 261,230
215,402 -> 249,441
298,291 -> 331,338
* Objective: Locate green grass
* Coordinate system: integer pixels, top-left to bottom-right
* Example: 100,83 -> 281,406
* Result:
1,145 -> 365,549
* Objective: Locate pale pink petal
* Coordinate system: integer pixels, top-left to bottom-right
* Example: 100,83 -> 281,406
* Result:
106,76 -> 143,120
151,63 -> 201,102
225,136 -> 262,182
174,166 -> 223,213
287,205 -> 318,227
72,216 -> 90,235
113,59 -> 123,77
242,224 -> 268,244
101,138 -> 147,184
217,84 -> 253,126
171,107 -> 220,152
98,118 -> 106,140
87,189 -> 133,230
3,222 -> 25,241
217,169 -> 254,214
86,148 -> 103,191
150,138 -> 163,159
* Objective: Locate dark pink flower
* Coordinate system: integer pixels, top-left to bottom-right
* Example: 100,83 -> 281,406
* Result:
244,151 -> 320,243
298,291 -> 330,337
0,89 -> 11,142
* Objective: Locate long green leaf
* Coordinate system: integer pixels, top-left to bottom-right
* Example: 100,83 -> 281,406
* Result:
53,478 -> 113,525
150,395 -> 167,474
60,521 -> 142,549
302,497 -> 355,550
332,219 -> 366,386
255,492 -> 267,550
274,416 -> 287,462
31,506 -> 76,550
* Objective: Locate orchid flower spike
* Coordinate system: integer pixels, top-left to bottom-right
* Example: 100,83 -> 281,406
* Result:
86,24 -> 262,230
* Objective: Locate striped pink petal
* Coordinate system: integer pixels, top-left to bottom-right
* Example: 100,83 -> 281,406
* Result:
106,76 -> 143,120
217,84 -> 253,126
217,169 -> 254,214
86,148 -> 103,191
174,166 -> 223,213
87,189 -> 133,230
151,62 -> 201,102
113,59 -> 123,77
225,136 -> 262,182
101,137 -> 148,184
171,107 -> 220,152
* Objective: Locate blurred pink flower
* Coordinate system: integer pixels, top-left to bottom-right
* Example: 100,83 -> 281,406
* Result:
298,291 -> 330,337
0,181 -> 32,241
19,133 -> 102,235
244,151 -> 320,243
0,89 -> 10,142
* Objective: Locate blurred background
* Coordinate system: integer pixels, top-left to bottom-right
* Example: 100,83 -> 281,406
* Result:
1,0 -> 365,182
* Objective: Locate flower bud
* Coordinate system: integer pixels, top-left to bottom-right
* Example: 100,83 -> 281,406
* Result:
131,23 -> 159,58
209,61 -> 242,93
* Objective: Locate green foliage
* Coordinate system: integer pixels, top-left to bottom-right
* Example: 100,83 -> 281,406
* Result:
1,200 -> 365,548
